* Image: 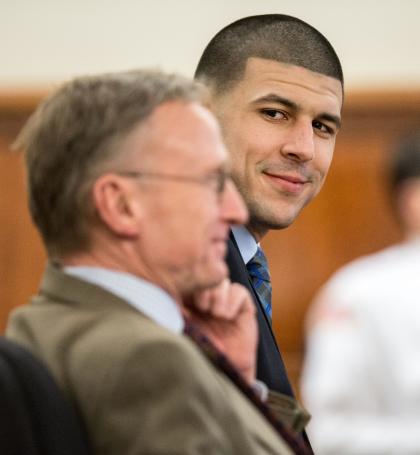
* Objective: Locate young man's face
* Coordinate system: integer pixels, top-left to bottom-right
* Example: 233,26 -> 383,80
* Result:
211,57 -> 343,240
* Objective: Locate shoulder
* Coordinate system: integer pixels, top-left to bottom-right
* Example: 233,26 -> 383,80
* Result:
317,243 -> 410,305
306,242 -> 420,333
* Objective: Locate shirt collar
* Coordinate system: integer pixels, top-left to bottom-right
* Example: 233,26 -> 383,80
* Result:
63,266 -> 184,334
231,225 -> 258,264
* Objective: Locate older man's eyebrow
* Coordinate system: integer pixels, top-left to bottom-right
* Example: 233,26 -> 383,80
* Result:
252,93 -> 342,130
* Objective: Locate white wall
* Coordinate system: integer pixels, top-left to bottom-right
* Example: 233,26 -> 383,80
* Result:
1,0 -> 420,91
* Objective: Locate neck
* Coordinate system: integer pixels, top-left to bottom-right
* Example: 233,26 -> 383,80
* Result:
246,222 -> 268,243
60,245 -> 130,272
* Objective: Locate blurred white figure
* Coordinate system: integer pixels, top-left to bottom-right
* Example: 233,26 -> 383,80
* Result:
301,134 -> 420,455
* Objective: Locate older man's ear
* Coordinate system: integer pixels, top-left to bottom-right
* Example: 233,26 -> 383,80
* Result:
91,174 -> 143,238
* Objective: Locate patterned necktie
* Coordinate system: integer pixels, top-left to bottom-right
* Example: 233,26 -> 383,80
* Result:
247,247 -> 272,319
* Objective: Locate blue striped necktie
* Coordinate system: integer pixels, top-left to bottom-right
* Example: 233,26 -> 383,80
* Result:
246,247 -> 272,320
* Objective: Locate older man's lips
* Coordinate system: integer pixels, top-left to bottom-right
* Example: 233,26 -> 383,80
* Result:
263,172 -> 309,193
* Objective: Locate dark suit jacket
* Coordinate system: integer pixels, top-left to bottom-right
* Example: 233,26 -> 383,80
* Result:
226,232 -> 293,396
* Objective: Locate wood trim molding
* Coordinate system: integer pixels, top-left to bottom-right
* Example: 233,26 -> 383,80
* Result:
344,89 -> 420,113
0,88 -> 420,112
0,91 -> 48,113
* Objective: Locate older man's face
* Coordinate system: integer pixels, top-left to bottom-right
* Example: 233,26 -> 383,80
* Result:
122,101 -> 248,297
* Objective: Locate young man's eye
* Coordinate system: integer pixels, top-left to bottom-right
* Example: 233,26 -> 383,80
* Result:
313,120 -> 334,135
261,109 -> 286,120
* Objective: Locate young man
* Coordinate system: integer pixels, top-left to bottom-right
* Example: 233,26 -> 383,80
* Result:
195,14 -> 343,401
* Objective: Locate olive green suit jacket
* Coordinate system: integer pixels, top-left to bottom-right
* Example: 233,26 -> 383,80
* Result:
6,265 -> 292,455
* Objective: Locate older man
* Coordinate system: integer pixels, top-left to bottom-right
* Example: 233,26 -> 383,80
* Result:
6,70 -> 310,454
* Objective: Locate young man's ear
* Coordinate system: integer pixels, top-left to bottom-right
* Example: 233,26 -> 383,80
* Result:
92,174 -> 142,238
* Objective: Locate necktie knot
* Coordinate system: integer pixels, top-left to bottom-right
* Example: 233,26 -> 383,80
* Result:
247,247 -> 271,282
247,247 -> 272,319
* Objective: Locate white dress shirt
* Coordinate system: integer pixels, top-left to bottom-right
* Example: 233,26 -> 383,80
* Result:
231,225 -> 258,264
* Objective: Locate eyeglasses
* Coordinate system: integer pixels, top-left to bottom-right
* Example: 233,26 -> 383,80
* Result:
115,169 -> 230,195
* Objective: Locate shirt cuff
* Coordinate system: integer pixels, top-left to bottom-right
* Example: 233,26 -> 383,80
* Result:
252,379 -> 269,401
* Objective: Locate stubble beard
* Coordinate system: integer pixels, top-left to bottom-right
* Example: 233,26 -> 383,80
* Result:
234,177 -> 300,239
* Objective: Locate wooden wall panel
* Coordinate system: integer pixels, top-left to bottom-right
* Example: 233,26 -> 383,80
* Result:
0,97 -> 46,332
0,90 -> 419,395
